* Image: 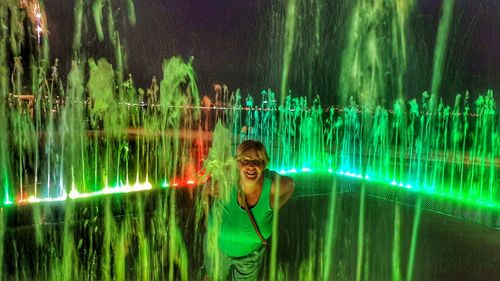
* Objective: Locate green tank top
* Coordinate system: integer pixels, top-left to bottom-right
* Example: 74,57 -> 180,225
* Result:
210,170 -> 274,257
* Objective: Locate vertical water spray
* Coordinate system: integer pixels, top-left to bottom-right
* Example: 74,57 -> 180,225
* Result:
0,7 -> 7,205
92,0 -> 105,42
355,182 -> 366,281
87,57 -> 116,188
64,61 -> 87,194
72,0 -> 84,58
322,176 -> 338,281
430,0 -> 455,104
0,208 -> 4,280
201,122 -> 239,281
279,0 -> 297,105
61,201 -> 77,281
159,56 -> 200,183
339,0 -> 414,107
406,195 -> 422,281
0,0 -> 498,279
391,203 -> 401,281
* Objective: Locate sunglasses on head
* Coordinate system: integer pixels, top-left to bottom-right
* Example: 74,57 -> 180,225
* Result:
238,158 -> 265,167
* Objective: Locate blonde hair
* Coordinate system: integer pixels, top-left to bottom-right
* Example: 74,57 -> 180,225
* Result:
236,140 -> 270,167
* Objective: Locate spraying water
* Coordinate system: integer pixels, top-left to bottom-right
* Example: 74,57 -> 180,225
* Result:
0,0 -> 498,280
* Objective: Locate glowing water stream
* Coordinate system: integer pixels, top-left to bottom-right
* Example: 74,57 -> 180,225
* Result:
0,0 -> 498,280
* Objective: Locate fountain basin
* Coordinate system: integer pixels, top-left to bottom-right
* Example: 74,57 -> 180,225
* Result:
2,173 -> 499,280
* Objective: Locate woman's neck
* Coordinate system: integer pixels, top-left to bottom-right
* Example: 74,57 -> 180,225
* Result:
240,178 -> 263,195
239,179 -> 263,207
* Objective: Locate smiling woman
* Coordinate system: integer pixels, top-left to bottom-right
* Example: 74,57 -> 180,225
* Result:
236,140 -> 269,181
204,139 -> 295,281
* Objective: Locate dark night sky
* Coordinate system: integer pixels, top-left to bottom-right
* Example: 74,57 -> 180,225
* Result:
43,0 -> 499,104
44,0 -> 261,96
125,0 -> 260,92
417,0 -> 499,102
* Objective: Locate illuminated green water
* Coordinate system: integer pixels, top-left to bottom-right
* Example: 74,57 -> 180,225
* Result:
268,1 -> 497,281
0,0 -> 498,280
229,90 -> 499,208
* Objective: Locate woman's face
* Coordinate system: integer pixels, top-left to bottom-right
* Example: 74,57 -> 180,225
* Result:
237,150 -> 265,185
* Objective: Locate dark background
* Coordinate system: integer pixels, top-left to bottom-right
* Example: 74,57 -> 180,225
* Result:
43,0 -> 499,106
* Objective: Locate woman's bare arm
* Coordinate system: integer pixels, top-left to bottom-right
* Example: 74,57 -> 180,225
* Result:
270,173 -> 295,209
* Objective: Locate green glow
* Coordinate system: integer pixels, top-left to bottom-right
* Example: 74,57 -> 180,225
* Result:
407,196 -> 423,281
161,180 -> 170,188
278,168 -> 500,210
430,0 -> 455,103
0,1 -> 497,280
356,183 -> 366,281
3,157 -> 497,210
17,180 -> 152,204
